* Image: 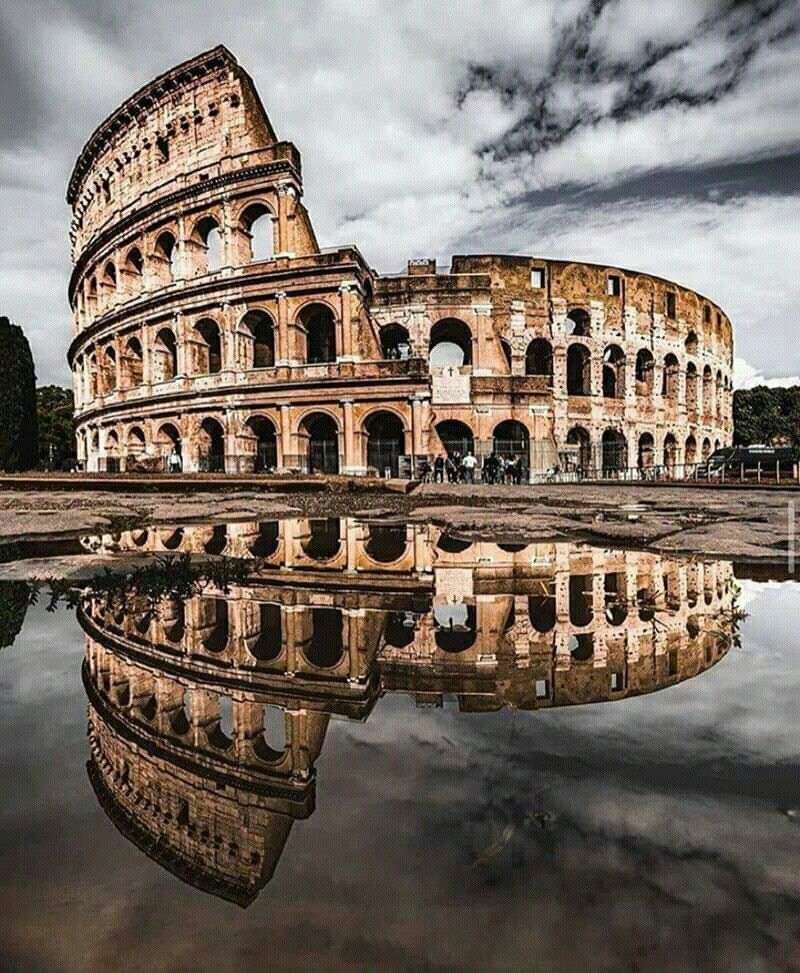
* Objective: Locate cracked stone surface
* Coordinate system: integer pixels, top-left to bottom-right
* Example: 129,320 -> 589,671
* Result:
0,482 -> 797,571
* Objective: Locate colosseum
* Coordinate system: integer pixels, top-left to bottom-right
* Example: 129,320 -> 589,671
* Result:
68,46 -> 734,479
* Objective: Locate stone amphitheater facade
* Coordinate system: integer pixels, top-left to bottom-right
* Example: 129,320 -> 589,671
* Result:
68,46 -> 733,478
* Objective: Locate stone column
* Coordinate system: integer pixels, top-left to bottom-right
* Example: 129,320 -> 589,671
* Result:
141,326 -> 152,386
410,396 -> 424,458
341,399 -> 357,474
276,291 -> 290,365
275,183 -> 294,257
279,401 -> 292,468
471,303 -> 492,375
339,283 -> 354,360
113,335 -> 123,392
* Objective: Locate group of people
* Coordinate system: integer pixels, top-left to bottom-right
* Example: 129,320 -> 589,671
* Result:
429,451 -> 526,485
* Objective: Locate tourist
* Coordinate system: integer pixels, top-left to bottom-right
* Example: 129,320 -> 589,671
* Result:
462,451 -> 478,483
168,447 -> 182,473
433,453 -> 445,482
445,454 -> 458,483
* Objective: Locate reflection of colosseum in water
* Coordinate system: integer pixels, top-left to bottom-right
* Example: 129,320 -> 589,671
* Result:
69,46 -> 733,478
81,520 -> 738,904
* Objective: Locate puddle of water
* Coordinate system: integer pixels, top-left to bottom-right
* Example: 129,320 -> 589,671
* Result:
0,519 -> 798,970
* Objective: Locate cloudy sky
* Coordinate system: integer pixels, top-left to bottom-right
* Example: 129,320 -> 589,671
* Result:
2,0 -> 799,388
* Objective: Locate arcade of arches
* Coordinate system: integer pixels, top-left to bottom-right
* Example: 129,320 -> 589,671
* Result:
69,47 -> 733,477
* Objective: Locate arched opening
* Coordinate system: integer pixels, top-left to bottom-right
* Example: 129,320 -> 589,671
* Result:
604,573 -> 628,626
566,426 -> 592,470
102,261 -> 117,300
100,345 -> 116,393
436,533 -> 473,554
304,608 -> 344,668
603,345 -> 625,399
686,363 -> 699,414
199,598 -> 228,654
638,432 -> 655,470
364,411 -> 405,477
525,338 -> 553,378
193,216 -> 223,274
528,583 -> 556,632
380,324 -> 411,360
204,525 -> 228,556
198,417 -> 225,472
435,419 -> 474,458
715,371 -> 724,420
154,423 -> 181,469
493,419 -> 529,471
570,633 -> 594,661
434,603 -> 477,653
249,521 -> 280,558
249,604 -> 283,661
162,598 -> 185,642
300,413 -> 340,474
241,310 -> 275,368
254,705 -> 287,763
126,247 -> 143,278
300,304 -> 337,364
429,318 -> 472,367
702,437 -> 712,461
122,336 -> 144,388
193,319 -> 222,375
663,433 -> 679,474
602,429 -> 627,475
685,330 -> 699,355
662,353 -> 679,399
384,611 -> 416,648
240,203 -> 274,262
569,575 -> 593,627
152,328 -> 178,382
635,348 -> 654,395
161,528 -> 184,553
245,415 -> 278,472
301,519 -> 341,560
126,426 -> 146,460
154,231 -> 177,283
685,434 -> 697,466
567,343 -> 591,395
364,525 -> 407,563
565,308 -> 591,337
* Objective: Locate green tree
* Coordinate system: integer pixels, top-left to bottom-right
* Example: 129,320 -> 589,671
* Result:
733,386 -> 800,446
0,317 -> 38,471
37,385 -> 76,470
0,581 -> 29,649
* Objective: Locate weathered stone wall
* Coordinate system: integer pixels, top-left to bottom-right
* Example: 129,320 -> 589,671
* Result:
68,47 -> 733,477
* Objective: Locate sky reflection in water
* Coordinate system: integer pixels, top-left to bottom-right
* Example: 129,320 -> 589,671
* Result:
0,521 -> 797,971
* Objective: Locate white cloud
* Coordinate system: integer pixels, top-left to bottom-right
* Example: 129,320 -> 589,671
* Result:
0,0 -> 798,384
734,358 -> 800,391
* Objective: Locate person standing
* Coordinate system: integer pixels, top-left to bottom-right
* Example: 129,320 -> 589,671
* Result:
462,450 -> 477,484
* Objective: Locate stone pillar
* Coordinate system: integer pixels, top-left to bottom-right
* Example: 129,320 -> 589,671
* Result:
275,183 -> 293,257
339,283 -> 354,361
276,291 -> 290,365
341,399 -> 358,474
113,335 -> 123,392
174,312 -> 187,377
346,520 -> 358,573
471,303 -> 492,375
410,396 -> 424,458
279,401 -> 292,468
141,326 -> 152,386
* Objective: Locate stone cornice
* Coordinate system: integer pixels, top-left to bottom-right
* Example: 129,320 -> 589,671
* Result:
69,158 -> 301,300
68,248 -> 373,363
67,46 -> 239,206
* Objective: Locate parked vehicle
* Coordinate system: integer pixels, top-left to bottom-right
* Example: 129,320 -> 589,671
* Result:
703,445 -> 799,477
